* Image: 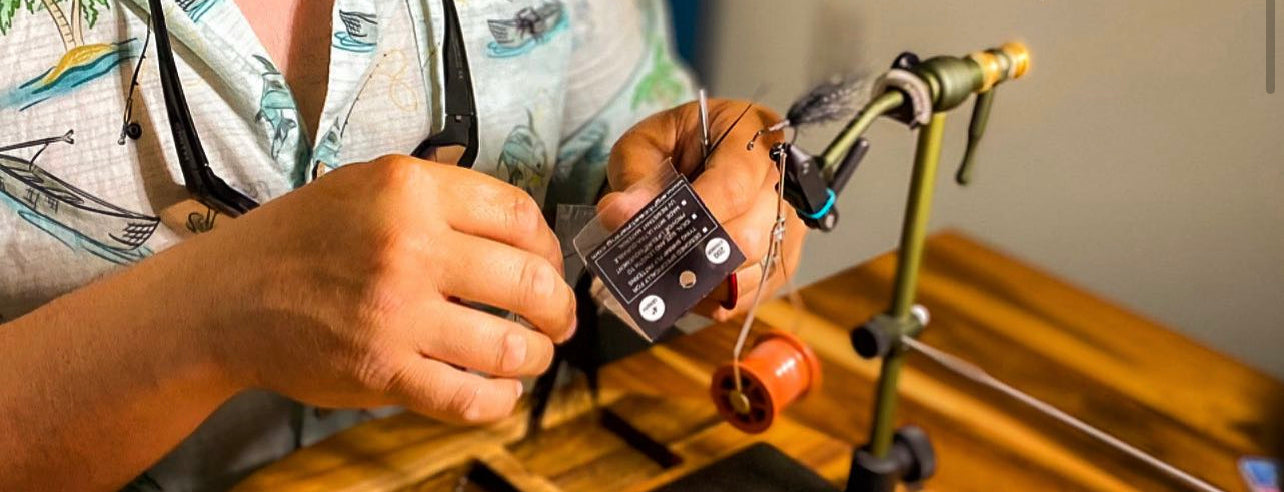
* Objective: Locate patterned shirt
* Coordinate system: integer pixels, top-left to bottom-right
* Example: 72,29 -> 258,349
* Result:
0,0 -> 693,489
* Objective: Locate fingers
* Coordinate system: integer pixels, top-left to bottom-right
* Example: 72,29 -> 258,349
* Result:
607,100 -> 782,223
599,99 -> 805,324
721,184 -> 781,268
593,188 -> 653,231
387,357 -> 523,424
700,213 -> 806,322
606,109 -> 677,192
435,167 -> 563,272
733,262 -> 767,302
434,232 -> 576,343
700,264 -> 781,322
687,104 -> 780,222
417,303 -> 555,377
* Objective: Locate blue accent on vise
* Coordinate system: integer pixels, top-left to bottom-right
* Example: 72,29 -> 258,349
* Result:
802,189 -> 836,220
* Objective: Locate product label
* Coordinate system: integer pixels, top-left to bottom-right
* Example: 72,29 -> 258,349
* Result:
585,174 -> 744,339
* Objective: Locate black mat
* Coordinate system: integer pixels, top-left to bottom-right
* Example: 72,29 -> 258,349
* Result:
652,442 -> 841,492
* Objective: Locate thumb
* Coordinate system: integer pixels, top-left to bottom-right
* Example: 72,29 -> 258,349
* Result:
595,188 -> 653,231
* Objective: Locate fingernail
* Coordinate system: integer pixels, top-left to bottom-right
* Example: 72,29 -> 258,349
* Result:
501,332 -> 527,373
513,380 -> 525,398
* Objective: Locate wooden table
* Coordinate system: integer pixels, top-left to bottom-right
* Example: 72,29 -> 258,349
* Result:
236,232 -> 1283,492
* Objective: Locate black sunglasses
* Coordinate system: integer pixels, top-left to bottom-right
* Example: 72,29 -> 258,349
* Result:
144,0 -> 478,217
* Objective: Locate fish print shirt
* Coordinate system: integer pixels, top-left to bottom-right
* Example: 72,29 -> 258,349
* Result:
0,0 -> 694,489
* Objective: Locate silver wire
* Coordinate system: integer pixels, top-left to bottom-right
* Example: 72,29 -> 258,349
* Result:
900,336 -> 1224,492
731,146 -> 790,392
698,89 -> 711,159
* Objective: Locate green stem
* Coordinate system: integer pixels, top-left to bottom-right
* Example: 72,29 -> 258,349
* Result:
868,345 -> 907,457
890,112 -> 945,319
820,91 -> 904,176
868,112 -> 947,457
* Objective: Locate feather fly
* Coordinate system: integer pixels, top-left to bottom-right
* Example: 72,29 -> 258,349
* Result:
750,74 -> 870,149
785,74 -> 870,128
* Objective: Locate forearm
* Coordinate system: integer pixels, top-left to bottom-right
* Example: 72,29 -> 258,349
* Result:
0,245 -> 239,491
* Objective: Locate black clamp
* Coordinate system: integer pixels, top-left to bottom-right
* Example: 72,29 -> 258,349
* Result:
846,425 -> 937,492
882,52 -> 923,127
773,138 -> 869,232
851,306 -> 929,359
851,314 -> 902,359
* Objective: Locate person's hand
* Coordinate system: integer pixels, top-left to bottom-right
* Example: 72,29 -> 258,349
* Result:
602,99 -> 806,322
185,156 -> 575,423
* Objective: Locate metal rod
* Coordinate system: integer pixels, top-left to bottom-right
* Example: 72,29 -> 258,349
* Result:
901,337 -> 1224,492
868,345 -> 907,457
821,91 -> 904,175
698,89 -> 711,158
868,112 -> 948,457
891,113 -> 945,319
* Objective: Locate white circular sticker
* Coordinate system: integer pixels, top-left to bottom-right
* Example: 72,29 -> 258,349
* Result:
705,237 -> 731,265
639,295 -> 666,322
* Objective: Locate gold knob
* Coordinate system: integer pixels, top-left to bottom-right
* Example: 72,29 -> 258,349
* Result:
999,41 -> 1031,80
967,51 -> 1003,93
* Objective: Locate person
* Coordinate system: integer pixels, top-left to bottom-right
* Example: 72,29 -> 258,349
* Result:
0,0 -> 804,490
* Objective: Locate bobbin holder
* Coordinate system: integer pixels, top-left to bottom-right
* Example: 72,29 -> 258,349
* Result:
774,42 -> 1030,492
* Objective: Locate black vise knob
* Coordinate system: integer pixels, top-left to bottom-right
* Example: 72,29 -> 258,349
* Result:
851,315 -> 896,359
891,425 -> 936,484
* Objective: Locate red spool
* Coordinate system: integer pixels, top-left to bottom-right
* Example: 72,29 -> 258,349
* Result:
710,330 -> 823,433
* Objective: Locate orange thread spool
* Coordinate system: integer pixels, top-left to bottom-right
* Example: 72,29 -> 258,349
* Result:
710,330 -> 823,433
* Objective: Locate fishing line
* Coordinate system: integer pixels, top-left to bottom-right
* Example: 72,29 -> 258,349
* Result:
901,336 -> 1224,492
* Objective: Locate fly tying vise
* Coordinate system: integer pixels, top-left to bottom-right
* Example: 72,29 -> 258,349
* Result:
707,41 -> 1225,492
710,43 -> 1033,442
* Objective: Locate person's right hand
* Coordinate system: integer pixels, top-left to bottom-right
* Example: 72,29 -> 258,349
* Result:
182,155 -> 575,424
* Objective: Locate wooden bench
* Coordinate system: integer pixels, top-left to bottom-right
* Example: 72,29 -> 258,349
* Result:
236,232 -> 1283,492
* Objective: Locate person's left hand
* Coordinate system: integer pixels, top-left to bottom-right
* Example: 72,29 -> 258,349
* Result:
602,99 -> 807,322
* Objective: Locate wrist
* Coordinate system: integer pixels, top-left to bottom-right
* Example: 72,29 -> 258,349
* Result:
109,235 -> 246,400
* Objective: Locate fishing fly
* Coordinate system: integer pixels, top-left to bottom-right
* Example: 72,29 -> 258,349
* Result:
748,73 -> 871,150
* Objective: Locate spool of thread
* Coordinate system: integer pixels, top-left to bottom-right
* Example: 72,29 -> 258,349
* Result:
710,330 -> 823,433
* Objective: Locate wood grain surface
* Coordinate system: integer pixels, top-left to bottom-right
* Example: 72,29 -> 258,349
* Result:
236,231 -> 1283,492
